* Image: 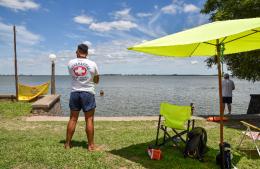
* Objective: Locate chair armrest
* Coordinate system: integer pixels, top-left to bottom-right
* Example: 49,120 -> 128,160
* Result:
240,121 -> 260,131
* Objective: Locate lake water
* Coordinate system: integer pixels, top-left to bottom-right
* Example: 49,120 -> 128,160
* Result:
1,75 -> 260,116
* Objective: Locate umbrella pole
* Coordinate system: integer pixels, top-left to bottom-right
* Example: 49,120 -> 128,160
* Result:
217,39 -> 224,168
216,40 -> 224,145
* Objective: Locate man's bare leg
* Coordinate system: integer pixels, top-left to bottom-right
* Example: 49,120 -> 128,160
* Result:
84,109 -> 95,151
65,110 -> 80,148
227,104 -> 231,114
223,103 -> 226,114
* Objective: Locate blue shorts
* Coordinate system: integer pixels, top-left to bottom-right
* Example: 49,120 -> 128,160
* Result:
69,91 -> 96,112
223,97 -> 232,104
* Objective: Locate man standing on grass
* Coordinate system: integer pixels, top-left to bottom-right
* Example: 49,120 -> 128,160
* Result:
222,73 -> 235,115
65,44 -> 99,151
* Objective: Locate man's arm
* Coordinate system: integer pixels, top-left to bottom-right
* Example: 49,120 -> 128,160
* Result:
232,81 -> 235,90
93,63 -> 99,84
93,75 -> 99,84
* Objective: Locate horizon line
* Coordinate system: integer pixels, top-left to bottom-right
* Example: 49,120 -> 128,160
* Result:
0,74 -> 218,76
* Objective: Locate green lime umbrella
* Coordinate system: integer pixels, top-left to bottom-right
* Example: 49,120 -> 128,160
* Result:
128,18 -> 260,149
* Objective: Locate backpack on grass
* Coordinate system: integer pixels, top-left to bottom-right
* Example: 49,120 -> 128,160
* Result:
183,127 -> 207,161
216,142 -> 232,169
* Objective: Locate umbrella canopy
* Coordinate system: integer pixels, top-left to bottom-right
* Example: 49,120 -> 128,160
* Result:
128,18 -> 260,153
128,18 -> 260,57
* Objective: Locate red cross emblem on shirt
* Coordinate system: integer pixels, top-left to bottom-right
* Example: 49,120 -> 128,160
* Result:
73,66 -> 87,76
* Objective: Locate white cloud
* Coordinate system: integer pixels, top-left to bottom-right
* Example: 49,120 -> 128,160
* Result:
88,39 -> 216,75
148,12 -> 161,26
73,15 -> 93,25
84,39 -> 144,65
112,8 -> 133,21
183,4 -> 199,13
0,0 -> 39,11
65,33 -> 81,39
73,8 -> 164,37
16,25 -> 41,45
136,24 -> 167,38
57,47 -> 95,61
56,50 -> 74,59
161,2 -> 199,15
89,20 -> 137,32
0,22 -> 41,46
186,14 -> 209,27
0,48 -> 55,75
137,12 -> 153,18
191,60 -> 198,64
95,39 -> 173,66
88,49 -> 95,55
161,4 -> 178,14
0,38 -> 215,75
82,40 -> 92,46
89,22 -> 111,32
73,11 -> 138,33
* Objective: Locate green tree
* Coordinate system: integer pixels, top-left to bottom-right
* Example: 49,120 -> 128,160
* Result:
201,0 -> 260,81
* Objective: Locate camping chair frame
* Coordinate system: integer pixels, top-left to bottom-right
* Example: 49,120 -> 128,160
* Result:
155,104 -> 195,146
238,121 -> 260,157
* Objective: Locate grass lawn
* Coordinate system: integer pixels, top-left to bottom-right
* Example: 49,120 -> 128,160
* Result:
0,101 -> 32,118
0,102 -> 259,169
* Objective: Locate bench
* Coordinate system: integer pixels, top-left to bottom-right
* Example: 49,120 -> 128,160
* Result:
32,95 -> 62,115
247,94 -> 260,114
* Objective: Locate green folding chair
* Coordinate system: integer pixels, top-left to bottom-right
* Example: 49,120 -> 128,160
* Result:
155,102 -> 195,146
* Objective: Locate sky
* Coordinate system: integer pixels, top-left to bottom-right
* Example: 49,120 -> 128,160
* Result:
0,0 -> 222,75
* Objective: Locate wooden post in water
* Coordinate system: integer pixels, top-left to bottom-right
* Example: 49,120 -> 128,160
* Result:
13,25 -> 19,101
49,54 -> 56,95
51,61 -> 55,94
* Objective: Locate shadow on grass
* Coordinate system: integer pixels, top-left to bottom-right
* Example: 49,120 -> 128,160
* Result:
59,140 -> 87,149
223,119 -> 259,159
198,118 -> 259,160
223,119 -> 259,131
198,115 -> 259,131
109,140 -> 242,169
237,148 -> 259,159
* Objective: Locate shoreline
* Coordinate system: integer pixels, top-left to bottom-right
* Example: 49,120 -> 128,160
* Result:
25,116 -> 159,121
0,74 -> 218,76
25,115 -> 205,121
24,114 -> 260,122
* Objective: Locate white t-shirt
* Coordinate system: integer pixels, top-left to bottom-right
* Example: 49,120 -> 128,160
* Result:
68,58 -> 99,94
222,79 -> 235,97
